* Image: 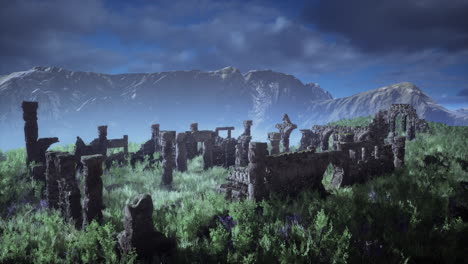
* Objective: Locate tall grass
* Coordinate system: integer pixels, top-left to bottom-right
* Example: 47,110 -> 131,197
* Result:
0,121 -> 466,263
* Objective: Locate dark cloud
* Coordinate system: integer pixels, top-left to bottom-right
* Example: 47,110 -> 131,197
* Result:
458,89 -> 468,97
302,0 -> 468,53
0,0 -> 126,74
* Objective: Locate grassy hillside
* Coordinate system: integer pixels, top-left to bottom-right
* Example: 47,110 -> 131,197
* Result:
0,121 -> 467,263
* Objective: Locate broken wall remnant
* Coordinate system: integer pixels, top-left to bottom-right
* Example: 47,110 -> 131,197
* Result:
192,130 -> 214,170
299,129 -> 320,151
176,132 -> 188,172
161,131 -> 176,186
81,154 -> 105,228
118,194 -> 175,260
74,126 -> 129,169
235,120 -> 253,167
268,132 -> 281,155
247,142 -> 268,201
392,136 -> 406,168
56,153 -> 82,228
212,126 -> 237,168
186,123 -> 199,159
275,114 -> 297,153
22,101 -> 59,167
45,151 -> 62,209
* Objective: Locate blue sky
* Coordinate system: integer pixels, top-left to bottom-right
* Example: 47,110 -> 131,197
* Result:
1,0 -> 467,110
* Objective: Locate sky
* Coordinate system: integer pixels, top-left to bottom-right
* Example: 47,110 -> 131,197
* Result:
1,0 -> 467,110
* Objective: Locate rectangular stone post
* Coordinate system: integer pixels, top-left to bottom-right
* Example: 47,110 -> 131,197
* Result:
57,153 -> 82,228
45,151 -> 61,209
81,154 -> 105,228
392,136 -> 406,169
176,132 -> 188,172
247,142 -> 268,201
161,131 -> 176,187
268,132 -> 281,155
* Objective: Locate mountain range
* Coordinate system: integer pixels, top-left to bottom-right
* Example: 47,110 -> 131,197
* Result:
0,66 -> 466,150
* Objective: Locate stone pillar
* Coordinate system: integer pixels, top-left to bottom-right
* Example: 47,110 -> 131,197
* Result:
224,138 -> 237,167
275,114 -> 297,153
374,145 -> 380,159
123,135 -> 129,154
161,131 -> 176,186
81,154 -> 105,228
151,124 -> 161,152
247,142 -> 267,201
57,153 -> 82,228
361,147 -> 369,161
227,129 -> 232,139
118,194 -> 175,260
406,119 -> 416,141
45,151 -> 61,209
299,129 -> 312,151
22,101 -> 39,166
176,133 -> 187,172
190,123 -> 198,132
242,120 -> 253,136
93,125 -> 108,156
235,136 -> 251,167
22,101 -> 59,166
203,137 -> 214,170
392,136 -> 406,169
185,132 -> 197,159
268,132 -> 281,155
98,125 -> 107,141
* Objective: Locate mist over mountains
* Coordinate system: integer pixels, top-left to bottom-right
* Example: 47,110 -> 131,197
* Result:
0,66 -> 466,151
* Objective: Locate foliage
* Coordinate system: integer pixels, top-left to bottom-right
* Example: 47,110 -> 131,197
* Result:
326,116 -> 373,127
0,120 -> 467,263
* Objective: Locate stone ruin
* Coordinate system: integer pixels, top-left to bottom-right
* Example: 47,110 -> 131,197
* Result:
22,101 -> 59,181
74,125 -> 129,169
212,126 -> 236,168
235,120 -> 253,167
81,154 -> 105,228
131,124 -> 162,166
275,114 -> 297,153
160,131 -> 176,187
118,194 -> 175,261
219,104 -> 427,201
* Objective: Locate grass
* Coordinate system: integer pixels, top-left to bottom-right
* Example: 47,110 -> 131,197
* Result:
0,120 -> 467,263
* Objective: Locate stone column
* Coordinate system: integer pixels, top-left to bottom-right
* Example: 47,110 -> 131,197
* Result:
123,135 -> 129,154
185,132 -> 197,159
374,145 -> 380,159
22,101 -> 39,166
81,154 -> 105,228
392,136 -> 406,169
57,153 -> 82,228
247,142 -> 267,201
203,137 -> 214,170
275,114 -> 297,153
118,194 -> 174,260
190,123 -> 198,132
299,129 -> 312,151
176,133 -> 187,172
45,151 -> 61,209
161,131 -> 176,186
242,120 -> 253,136
224,138 -> 237,167
268,132 -> 281,155
406,119 -> 416,141
151,124 -> 161,152
235,136 -> 251,167
93,125 -> 108,156
22,101 -> 59,165
361,147 -> 369,161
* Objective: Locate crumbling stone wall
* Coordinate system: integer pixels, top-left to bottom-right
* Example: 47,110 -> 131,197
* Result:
192,130 -> 214,170
298,129 -> 320,151
268,132 -> 281,155
275,114 -> 297,153
235,120 -> 252,167
45,151 -> 62,209
81,154 -> 105,228
22,101 -> 58,182
213,127 -> 237,168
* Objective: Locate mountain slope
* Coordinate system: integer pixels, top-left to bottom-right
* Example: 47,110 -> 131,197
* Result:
302,82 -> 468,127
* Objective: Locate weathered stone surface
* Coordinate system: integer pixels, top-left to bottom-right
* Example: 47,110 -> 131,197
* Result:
392,136 -> 406,168
56,153 -> 82,228
185,131 -> 198,160
275,114 -> 297,153
118,194 -> 175,261
45,151 -> 62,209
22,101 -> 59,166
81,154 -> 105,227
190,123 -> 198,132
176,132 -> 188,172
268,132 -> 281,155
160,131 -> 176,187
215,126 -> 235,138
242,120 -> 253,137
247,142 -> 268,201
31,164 -> 46,182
